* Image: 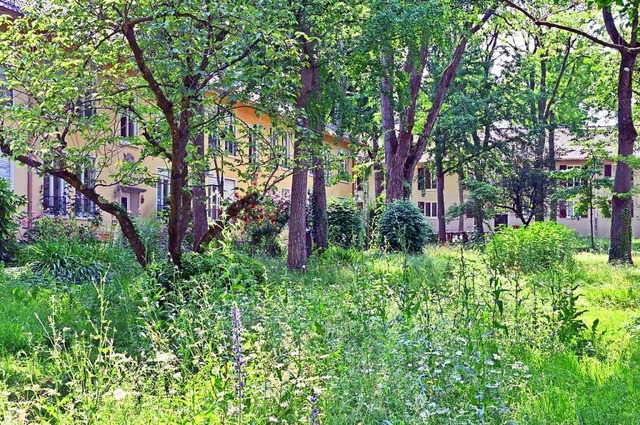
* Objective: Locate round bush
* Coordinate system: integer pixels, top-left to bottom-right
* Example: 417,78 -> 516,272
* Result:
379,200 -> 435,253
327,198 -> 365,249
486,221 -> 577,275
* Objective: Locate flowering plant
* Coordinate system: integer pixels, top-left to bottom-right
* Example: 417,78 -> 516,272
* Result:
237,189 -> 290,255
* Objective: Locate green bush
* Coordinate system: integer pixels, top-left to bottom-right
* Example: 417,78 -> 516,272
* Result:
379,200 -> 435,253
486,221 -> 577,275
327,198 -> 365,249
150,245 -> 268,292
23,216 -> 98,245
0,178 -> 25,263
21,239 -> 115,285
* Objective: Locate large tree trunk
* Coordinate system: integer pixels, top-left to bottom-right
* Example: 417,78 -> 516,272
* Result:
167,135 -> 192,266
311,155 -> 328,251
609,52 -> 637,264
287,21 -> 318,270
192,106 -> 208,251
287,147 -> 309,269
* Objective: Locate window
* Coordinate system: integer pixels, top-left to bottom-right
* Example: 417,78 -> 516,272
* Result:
223,178 -> 236,200
604,164 -> 612,178
427,202 -> 438,217
206,177 -> 221,220
224,115 -> 237,156
120,106 -> 137,138
281,133 -> 292,167
559,164 -> 581,188
248,130 -> 259,164
156,169 -> 171,216
43,175 -> 66,216
282,187 -> 291,198
80,81 -> 97,118
0,66 -> 13,105
75,159 -> 96,218
417,167 -> 437,190
338,149 -> 350,181
421,202 -> 437,217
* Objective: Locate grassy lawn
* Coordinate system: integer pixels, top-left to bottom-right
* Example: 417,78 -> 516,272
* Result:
0,243 -> 638,423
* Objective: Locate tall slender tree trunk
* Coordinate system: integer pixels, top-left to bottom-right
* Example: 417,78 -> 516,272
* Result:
548,121 -> 558,221
458,170 -> 465,232
287,19 -> 318,270
311,155 -> 328,251
435,148 -> 446,243
609,52 -> 637,264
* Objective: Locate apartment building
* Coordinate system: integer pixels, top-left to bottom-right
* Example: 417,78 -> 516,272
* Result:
380,129 -> 640,239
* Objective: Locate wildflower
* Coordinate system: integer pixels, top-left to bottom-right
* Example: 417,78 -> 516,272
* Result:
309,392 -> 319,425
231,306 -> 246,400
155,352 -> 175,363
112,388 -> 127,401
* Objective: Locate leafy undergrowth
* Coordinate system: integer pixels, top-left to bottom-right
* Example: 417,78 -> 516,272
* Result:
0,241 -> 638,423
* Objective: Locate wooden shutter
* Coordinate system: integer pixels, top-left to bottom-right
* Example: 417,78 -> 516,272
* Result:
604,164 -> 612,177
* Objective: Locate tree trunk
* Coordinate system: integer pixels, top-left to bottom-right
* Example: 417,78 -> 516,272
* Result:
311,155 -> 328,251
287,147 -> 309,269
287,22 -> 318,270
458,170 -> 465,232
167,137 -> 191,266
192,106 -> 208,251
548,121 -> 558,221
609,52 -> 637,264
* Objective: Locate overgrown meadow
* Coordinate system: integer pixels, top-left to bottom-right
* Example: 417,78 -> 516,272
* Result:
0,219 -> 639,424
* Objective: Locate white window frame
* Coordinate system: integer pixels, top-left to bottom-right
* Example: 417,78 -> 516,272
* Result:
206,175 -> 221,220
224,115 -> 237,156
156,168 -> 171,215
120,105 -> 138,140
223,178 -> 236,201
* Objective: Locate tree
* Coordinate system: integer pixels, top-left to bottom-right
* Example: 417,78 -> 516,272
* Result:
552,139 -> 613,250
0,0 -> 294,275
360,0 -> 493,202
504,0 -> 639,263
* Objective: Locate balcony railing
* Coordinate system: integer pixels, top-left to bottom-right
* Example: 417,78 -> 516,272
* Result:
74,196 -> 96,218
42,196 -> 67,216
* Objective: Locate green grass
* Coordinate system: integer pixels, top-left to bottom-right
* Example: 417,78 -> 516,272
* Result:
0,242 -> 638,423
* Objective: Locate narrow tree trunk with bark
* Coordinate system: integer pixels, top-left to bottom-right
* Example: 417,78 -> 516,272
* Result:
458,170 -> 465,232
548,121 -> 558,221
311,155 -> 328,251
609,52 -> 637,264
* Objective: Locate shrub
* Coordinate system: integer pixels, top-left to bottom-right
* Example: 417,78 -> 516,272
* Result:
239,190 -> 290,256
327,198 -> 365,249
0,178 -> 25,263
486,221 -> 577,275
150,245 -> 268,292
23,216 -> 98,245
379,200 -> 435,253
